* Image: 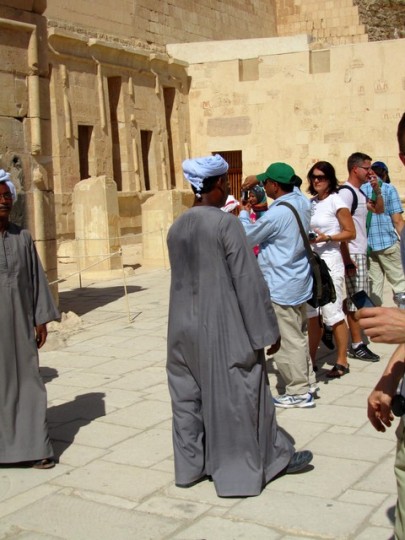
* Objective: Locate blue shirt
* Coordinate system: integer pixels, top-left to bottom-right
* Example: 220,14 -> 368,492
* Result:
239,190 -> 313,306
361,181 -> 403,251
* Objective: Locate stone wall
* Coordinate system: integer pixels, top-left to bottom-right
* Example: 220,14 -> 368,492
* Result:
45,0 -> 277,47
48,28 -> 190,243
276,0 -> 368,46
175,37 -> 405,196
0,1 -> 58,289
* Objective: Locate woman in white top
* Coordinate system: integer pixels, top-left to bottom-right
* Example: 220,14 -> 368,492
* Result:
307,161 -> 356,378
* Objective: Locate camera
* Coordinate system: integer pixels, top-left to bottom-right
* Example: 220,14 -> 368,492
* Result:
308,231 -> 318,240
241,190 -> 249,203
392,394 -> 405,417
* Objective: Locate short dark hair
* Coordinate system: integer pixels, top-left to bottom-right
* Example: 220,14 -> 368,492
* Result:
271,180 -> 294,193
307,161 -> 339,196
371,164 -> 391,183
398,113 -> 405,155
190,173 -> 227,196
292,175 -> 302,189
347,152 -> 372,173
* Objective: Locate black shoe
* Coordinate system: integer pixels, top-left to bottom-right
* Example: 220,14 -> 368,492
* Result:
321,325 -> 335,350
286,450 -> 313,474
348,344 -> 380,362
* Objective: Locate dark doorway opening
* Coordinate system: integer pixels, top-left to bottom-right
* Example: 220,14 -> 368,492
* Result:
163,87 -> 176,189
108,77 -> 123,191
78,125 -> 93,180
140,130 -> 152,191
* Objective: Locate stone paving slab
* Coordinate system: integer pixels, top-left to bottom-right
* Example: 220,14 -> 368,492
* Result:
0,268 -> 401,539
1,493 -> 180,539
171,515 -> 282,540
50,461 -> 173,502
227,489 -> 374,538
103,428 -> 173,467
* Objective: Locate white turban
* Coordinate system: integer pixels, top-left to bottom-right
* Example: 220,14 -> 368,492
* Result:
182,154 -> 229,193
221,195 -> 240,213
0,169 -> 17,202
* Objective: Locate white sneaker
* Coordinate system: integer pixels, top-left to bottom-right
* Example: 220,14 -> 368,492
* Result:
273,392 -> 315,409
309,384 -> 320,395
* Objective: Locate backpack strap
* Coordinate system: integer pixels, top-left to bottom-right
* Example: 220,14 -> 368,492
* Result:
338,185 -> 358,215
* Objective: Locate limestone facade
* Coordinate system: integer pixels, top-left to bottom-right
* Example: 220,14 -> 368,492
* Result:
275,0 -> 368,46
0,0 -> 58,290
44,0 -> 277,46
171,36 -> 405,195
47,27 -> 190,246
1,0 -> 404,281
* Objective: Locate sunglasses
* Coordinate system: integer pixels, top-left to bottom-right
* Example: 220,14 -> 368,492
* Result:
310,174 -> 327,181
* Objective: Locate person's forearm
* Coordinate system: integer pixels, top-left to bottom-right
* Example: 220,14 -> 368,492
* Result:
340,241 -> 353,265
373,194 -> 384,214
241,176 -> 259,190
392,214 -> 404,236
374,344 -> 405,394
368,177 -> 385,214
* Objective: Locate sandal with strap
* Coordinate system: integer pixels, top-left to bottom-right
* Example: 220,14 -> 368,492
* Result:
32,458 -> 55,470
326,363 -> 350,378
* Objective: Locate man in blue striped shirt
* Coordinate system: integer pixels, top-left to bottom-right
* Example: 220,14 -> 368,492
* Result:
361,162 -> 405,307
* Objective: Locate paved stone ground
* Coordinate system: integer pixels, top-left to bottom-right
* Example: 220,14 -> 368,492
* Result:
0,267 -> 400,539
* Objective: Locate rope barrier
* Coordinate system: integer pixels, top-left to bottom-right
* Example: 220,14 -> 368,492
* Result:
49,249 -> 122,285
52,227 -> 171,323
51,249 -> 134,322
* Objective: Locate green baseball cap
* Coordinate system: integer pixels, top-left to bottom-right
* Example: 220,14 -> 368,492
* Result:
257,162 -> 295,184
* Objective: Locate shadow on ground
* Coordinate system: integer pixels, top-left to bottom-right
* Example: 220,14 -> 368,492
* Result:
47,392 -> 106,460
40,366 -> 59,383
59,285 -> 144,315
387,505 -> 396,526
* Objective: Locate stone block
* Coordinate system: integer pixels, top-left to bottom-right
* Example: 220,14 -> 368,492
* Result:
74,176 -> 121,273
207,116 -> 252,137
0,0 -> 44,12
310,49 -> 331,74
141,189 -> 192,267
239,58 -> 259,82
0,117 -> 26,154
0,72 -> 28,117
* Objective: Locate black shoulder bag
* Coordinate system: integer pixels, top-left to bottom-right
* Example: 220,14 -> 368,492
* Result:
277,201 -> 336,308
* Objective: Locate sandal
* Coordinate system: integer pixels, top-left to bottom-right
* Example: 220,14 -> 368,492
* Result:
326,363 -> 350,378
32,458 -> 55,470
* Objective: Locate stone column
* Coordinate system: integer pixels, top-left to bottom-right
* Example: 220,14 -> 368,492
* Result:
74,176 -> 122,277
141,190 -> 193,268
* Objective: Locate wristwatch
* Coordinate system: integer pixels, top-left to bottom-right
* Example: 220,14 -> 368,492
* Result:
326,235 -> 332,242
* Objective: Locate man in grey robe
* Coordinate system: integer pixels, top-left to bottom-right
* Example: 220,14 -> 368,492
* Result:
166,155 -> 313,497
0,171 -> 59,468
